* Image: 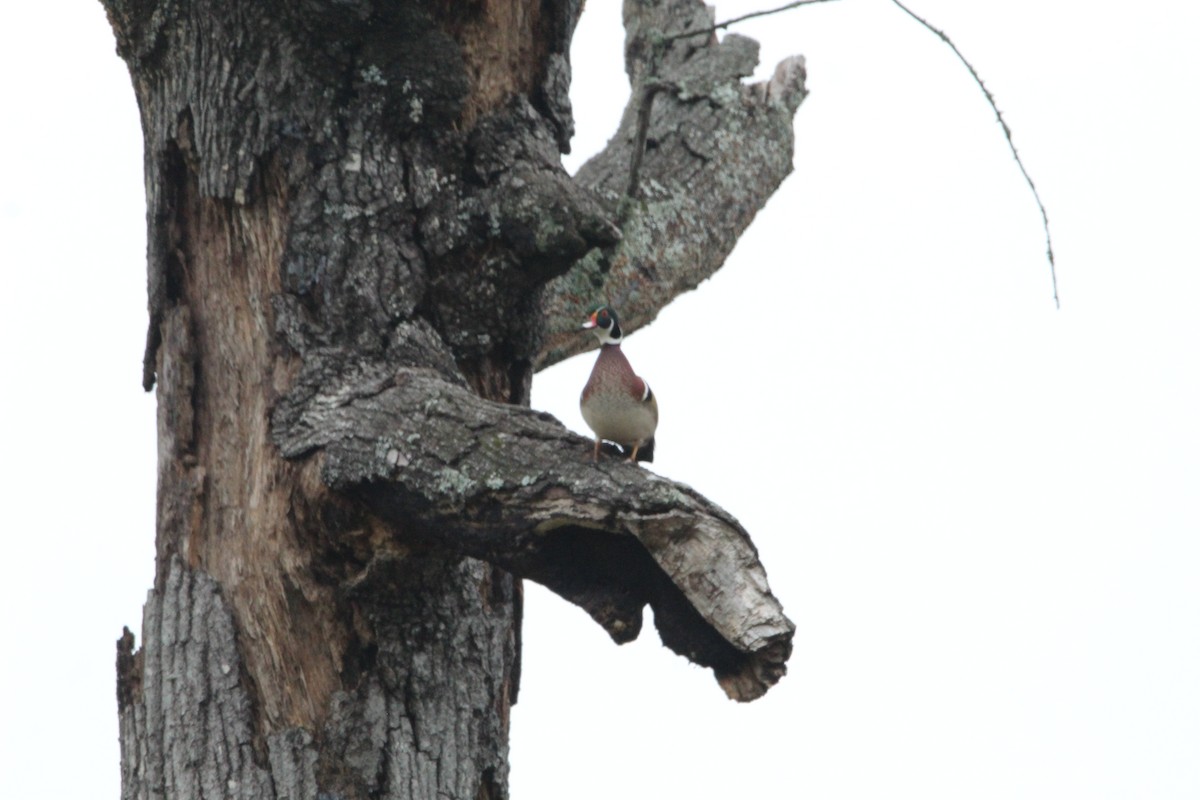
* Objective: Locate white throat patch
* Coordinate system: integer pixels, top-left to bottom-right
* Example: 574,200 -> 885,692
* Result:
594,328 -> 621,345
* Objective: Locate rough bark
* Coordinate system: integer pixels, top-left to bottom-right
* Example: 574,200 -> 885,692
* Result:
103,0 -> 807,797
273,361 -> 791,699
538,0 -> 808,367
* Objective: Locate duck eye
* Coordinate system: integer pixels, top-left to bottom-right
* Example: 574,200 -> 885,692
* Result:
598,310 -> 610,326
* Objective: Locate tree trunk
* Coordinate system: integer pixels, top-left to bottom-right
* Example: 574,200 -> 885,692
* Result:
103,1 -> 806,797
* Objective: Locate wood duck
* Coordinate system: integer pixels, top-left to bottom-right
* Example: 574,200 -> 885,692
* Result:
579,305 -> 657,462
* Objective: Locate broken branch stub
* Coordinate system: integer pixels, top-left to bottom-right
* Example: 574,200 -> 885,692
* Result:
273,360 -> 794,701
538,0 -> 809,369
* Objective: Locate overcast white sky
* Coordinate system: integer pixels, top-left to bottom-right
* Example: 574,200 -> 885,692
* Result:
2,1 -> 1198,798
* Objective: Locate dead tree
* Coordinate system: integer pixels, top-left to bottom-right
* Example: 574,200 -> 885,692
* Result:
103,0 -> 807,797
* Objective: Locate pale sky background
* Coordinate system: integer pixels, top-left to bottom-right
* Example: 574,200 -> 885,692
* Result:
2,1 -> 1198,798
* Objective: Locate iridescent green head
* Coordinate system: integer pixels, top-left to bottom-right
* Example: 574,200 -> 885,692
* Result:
581,304 -> 622,344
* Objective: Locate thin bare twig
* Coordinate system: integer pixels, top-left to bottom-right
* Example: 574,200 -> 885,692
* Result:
890,0 -> 1059,308
631,0 -> 1058,305
663,0 -> 843,43
626,80 -> 675,200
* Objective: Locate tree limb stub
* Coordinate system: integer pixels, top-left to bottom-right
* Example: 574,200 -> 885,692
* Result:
274,361 -> 793,701
537,0 -> 809,369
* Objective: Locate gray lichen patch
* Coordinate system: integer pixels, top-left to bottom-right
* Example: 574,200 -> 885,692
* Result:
537,13 -> 807,370
434,466 -> 478,504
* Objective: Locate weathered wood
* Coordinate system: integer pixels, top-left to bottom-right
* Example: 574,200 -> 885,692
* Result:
538,3 -> 808,367
103,0 -> 806,796
117,556 -> 516,800
272,362 -> 792,700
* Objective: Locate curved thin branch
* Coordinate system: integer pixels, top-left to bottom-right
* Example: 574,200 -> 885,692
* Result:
624,80 -> 675,199
662,0 -> 842,44
890,0 -> 1059,308
273,353 -> 793,701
